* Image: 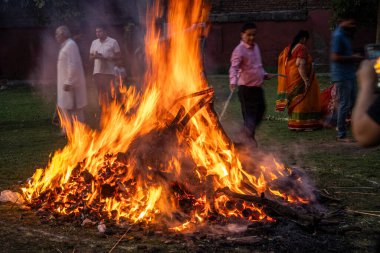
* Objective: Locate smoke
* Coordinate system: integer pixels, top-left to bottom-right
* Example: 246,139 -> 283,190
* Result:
28,0 -> 149,123
235,147 -> 317,209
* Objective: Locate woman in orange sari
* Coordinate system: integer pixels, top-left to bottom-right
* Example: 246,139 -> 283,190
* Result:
276,30 -> 322,130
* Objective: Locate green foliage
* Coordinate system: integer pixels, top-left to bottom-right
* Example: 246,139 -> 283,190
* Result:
0,85 -> 65,188
331,0 -> 378,26
38,0 -> 83,25
33,0 -> 45,8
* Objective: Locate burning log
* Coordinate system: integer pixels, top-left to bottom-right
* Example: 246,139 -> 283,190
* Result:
205,175 -> 216,213
215,187 -> 322,225
19,0 -> 325,234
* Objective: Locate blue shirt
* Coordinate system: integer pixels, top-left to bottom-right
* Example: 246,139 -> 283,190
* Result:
330,26 -> 356,81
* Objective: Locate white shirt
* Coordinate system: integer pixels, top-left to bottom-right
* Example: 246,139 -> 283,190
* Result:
57,38 -> 87,110
90,37 -> 121,75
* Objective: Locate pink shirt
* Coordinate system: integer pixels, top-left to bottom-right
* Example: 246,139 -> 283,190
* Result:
229,41 -> 267,87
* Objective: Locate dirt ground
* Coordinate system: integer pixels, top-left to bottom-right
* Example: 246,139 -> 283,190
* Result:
1,81 -> 379,252
0,138 -> 379,253
0,204 -> 356,253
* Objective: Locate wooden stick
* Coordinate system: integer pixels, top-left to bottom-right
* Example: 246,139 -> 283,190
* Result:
318,189 -> 342,202
276,73 -> 287,78
108,225 -> 134,253
334,192 -> 377,195
215,187 -> 319,223
347,210 -> 380,218
327,186 -> 375,189
218,90 -> 234,120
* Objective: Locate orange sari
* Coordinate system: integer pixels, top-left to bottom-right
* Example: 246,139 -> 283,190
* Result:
276,45 -> 321,130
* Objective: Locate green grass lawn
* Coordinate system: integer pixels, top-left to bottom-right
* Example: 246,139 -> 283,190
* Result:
213,75 -> 380,252
0,85 -> 66,189
0,77 -> 379,252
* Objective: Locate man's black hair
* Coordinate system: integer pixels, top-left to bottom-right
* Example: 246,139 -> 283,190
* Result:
241,23 -> 257,33
95,23 -> 108,30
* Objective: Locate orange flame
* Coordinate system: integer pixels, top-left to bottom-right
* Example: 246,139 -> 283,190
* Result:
21,0 -> 312,230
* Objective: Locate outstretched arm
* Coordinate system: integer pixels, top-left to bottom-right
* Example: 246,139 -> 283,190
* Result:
330,52 -> 363,63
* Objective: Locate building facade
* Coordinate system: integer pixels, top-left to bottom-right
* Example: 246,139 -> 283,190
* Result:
0,0 -> 376,80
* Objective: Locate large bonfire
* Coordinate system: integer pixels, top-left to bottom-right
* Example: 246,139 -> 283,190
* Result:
21,0 -> 315,232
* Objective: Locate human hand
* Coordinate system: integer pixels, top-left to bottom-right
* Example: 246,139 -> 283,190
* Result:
356,59 -> 377,92
229,83 -> 237,92
304,79 -> 311,88
95,52 -> 105,60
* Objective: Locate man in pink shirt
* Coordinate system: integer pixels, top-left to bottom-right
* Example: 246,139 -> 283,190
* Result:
229,23 -> 276,147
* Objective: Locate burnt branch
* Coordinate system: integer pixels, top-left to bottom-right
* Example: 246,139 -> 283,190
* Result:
215,187 -> 322,225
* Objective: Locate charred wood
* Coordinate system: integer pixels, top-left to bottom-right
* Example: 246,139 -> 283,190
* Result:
215,187 -> 322,225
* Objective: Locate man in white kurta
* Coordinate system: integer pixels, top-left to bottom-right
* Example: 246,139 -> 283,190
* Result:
55,26 -> 87,135
89,25 -> 121,103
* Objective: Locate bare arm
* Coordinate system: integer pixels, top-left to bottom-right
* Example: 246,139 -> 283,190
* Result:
330,34 -> 363,63
352,60 -> 380,147
89,53 -> 96,61
296,58 -> 310,86
330,52 -> 363,62
89,41 -> 96,61
90,51 -> 106,61
90,52 -> 120,62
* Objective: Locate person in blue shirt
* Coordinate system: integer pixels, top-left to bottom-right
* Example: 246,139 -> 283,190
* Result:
330,15 -> 363,142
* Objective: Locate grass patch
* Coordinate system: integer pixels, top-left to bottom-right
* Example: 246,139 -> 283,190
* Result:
0,85 -> 66,188
0,77 -> 379,252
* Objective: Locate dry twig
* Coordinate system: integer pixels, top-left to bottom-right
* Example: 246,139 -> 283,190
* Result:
347,209 -> 380,218
334,192 -> 377,195
327,186 -> 375,189
108,225 -> 134,253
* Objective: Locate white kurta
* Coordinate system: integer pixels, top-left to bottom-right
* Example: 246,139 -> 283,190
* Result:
57,38 -> 87,110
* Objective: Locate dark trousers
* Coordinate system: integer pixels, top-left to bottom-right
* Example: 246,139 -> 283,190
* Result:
335,79 -> 356,138
93,73 -> 114,103
238,85 -> 265,139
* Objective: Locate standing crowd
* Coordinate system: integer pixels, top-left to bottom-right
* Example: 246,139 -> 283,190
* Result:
53,15 -> 380,148
229,14 -> 380,148
54,24 -> 123,136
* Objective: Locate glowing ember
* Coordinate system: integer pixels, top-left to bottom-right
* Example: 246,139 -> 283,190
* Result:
21,0 -> 314,231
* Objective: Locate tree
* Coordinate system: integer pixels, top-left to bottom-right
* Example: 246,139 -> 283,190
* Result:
1,0 -> 84,26
332,0 -> 380,43
33,0 -> 83,24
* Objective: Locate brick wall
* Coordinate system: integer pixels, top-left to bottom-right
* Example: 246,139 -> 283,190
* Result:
204,0 -> 342,73
211,0 -> 331,13
307,0 -> 331,9
211,0 -> 305,13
